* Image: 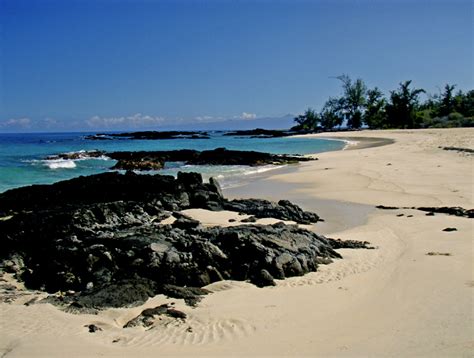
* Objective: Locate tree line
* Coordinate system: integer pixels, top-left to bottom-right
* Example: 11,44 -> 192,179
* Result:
292,75 -> 473,131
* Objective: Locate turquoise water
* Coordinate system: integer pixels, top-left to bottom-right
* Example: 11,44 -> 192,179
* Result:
0,132 -> 345,193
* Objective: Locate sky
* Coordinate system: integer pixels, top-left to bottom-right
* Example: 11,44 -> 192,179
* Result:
0,0 -> 472,132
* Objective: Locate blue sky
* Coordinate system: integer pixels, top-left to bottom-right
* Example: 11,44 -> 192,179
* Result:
0,0 -> 472,132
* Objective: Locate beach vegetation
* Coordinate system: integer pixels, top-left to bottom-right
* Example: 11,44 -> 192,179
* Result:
336,75 -> 367,129
292,108 -> 320,131
385,80 -> 425,128
363,87 -> 387,129
294,77 -> 473,131
320,97 -> 344,130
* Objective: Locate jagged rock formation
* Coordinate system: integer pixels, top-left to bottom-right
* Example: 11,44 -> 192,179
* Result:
0,172 -> 370,309
85,131 -> 210,140
223,128 -> 295,138
45,148 -> 314,171
108,148 -> 313,170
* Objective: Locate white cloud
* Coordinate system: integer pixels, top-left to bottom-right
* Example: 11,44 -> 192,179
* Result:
0,117 -> 32,128
240,112 -> 257,120
86,113 -> 165,128
40,117 -> 59,128
194,115 -> 214,122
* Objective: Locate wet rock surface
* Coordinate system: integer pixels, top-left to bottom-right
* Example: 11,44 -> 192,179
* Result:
107,148 -> 313,171
0,171 -> 370,309
45,148 -> 314,172
85,131 -> 210,140
223,129 -> 296,138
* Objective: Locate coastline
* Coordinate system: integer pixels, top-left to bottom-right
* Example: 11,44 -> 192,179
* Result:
1,128 -> 473,357
223,133 -> 396,233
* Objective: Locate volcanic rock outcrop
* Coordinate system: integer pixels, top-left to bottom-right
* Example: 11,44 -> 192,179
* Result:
85,131 -> 210,140
0,172 -> 370,309
45,148 -> 314,171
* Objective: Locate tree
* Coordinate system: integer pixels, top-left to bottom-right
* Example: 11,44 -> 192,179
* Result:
438,84 -> 457,117
386,80 -> 425,128
454,89 -> 474,117
292,108 -> 320,131
320,97 -> 344,130
336,75 -> 367,129
363,87 -> 387,129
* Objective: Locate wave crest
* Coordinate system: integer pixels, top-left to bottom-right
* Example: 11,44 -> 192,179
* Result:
45,159 -> 77,169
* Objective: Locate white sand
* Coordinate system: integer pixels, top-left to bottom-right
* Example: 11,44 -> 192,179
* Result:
1,128 -> 473,357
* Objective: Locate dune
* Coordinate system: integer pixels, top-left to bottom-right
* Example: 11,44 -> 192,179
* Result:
0,128 -> 472,357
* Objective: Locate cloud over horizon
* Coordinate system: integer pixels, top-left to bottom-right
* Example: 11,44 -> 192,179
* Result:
0,117 -> 32,129
86,113 -> 166,129
240,112 -> 257,120
0,111 -> 295,132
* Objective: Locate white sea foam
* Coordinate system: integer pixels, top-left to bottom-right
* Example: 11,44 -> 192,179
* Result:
342,140 -> 358,150
62,150 -> 111,161
45,159 -> 77,169
26,149 -> 112,170
242,165 -> 285,176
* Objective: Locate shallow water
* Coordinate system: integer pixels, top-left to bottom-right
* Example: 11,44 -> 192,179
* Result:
0,131 -> 345,193
224,170 -> 374,235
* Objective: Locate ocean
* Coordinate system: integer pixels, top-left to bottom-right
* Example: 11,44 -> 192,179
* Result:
0,132 -> 345,193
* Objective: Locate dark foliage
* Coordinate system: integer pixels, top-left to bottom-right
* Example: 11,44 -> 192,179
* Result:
292,76 -> 472,131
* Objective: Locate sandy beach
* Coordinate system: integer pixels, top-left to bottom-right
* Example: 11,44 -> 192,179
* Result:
1,128 -> 472,357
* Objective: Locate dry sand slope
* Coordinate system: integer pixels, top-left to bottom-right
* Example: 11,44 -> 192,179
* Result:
1,128 -> 473,357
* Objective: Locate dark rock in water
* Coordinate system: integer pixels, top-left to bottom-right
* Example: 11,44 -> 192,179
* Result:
0,171 -> 370,310
45,147 -> 314,172
189,148 -> 312,166
86,131 -> 210,141
106,148 -> 314,171
223,129 -> 295,138
442,227 -> 457,232
46,150 -> 106,161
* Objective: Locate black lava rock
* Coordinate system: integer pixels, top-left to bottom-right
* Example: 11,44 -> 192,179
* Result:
0,171 -> 370,309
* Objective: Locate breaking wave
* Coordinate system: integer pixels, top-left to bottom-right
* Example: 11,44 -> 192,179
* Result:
45,159 -> 77,169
